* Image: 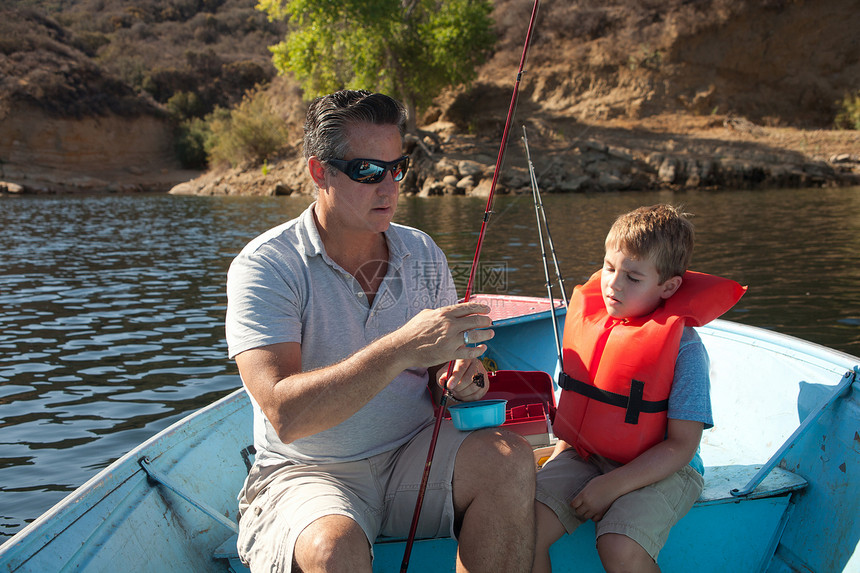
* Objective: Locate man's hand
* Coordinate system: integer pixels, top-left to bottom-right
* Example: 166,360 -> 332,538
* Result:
437,358 -> 490,402
398,302 -> 494,368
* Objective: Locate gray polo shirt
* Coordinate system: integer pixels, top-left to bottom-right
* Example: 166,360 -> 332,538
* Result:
226,203 -> 458,464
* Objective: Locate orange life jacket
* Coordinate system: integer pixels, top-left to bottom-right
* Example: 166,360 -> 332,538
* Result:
553,270 -> 746,464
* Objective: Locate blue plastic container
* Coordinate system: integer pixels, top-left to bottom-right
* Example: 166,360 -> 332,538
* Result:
448,399 -> 507,431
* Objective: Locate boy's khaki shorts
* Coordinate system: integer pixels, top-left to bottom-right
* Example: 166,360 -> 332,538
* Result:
236,420 -> 470,572
535,448 -> 703,560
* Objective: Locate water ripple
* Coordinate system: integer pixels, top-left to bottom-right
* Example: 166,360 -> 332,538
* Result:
1,189 -> 858,542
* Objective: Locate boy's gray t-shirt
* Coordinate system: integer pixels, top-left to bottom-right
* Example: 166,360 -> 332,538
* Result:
226,203 -> 458,465
668,327 -> 713,429
669,326 -> 714,474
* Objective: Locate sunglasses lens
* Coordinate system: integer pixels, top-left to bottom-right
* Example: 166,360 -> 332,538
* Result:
391,158 -> 408,182
331,156 -> 409,184
353,161 -> 387,184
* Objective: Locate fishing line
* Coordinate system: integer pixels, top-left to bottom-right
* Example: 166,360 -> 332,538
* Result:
400,1 -> 542,570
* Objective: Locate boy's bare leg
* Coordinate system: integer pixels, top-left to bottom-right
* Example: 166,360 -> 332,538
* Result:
532,501 -> 566,573
452,429 -> 536,573
597,533 -> 660,573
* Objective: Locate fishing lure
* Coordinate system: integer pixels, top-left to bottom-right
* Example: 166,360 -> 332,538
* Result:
472,372 -> 485,388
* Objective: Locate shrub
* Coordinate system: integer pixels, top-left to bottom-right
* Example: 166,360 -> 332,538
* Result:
175,116 -> 210,169
72,31 -> 111,56
834,91 -> 860,130
167,90 -> 205,121
204,88 -> 289,168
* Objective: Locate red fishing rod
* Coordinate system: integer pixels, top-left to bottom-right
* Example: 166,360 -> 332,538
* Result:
400,1 -> 541,570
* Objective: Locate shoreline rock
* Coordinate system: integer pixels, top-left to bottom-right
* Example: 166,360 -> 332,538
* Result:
0,168 -> 203,195
3,115 -> 858,196
162,118 -> 860,198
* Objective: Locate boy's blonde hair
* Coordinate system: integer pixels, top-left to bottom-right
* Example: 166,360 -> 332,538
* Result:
605,204 -> 694,283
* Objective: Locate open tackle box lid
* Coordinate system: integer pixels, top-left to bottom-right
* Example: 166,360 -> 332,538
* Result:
443,369 -> 557,447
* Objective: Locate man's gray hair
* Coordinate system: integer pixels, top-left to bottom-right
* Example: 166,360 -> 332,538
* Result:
303,90 -> 408,162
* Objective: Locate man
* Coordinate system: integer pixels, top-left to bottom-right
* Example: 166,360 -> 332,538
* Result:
226,90 -> 535,572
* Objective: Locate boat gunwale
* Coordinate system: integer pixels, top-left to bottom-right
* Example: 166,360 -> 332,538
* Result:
0,388 -> 248,567
698,318 -> 860,372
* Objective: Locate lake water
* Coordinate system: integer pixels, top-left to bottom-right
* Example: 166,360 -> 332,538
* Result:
1,187 -> 859,542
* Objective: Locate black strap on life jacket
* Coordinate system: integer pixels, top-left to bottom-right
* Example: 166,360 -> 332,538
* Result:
558,372 -> 669,424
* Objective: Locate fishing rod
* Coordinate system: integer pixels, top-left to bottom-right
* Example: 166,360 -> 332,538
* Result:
400,1 -> 542,570
522,125 -> 565,371
525,128 -> 568,309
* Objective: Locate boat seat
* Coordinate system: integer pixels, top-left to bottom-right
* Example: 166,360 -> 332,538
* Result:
212,463 -> 807,572
212,536 -> 247,573
697,463 -> 807,505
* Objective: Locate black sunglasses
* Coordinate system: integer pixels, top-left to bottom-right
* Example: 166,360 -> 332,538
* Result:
327,155 -> 410,184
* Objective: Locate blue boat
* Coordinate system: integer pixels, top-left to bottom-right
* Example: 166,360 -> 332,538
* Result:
0,295 -> 857,572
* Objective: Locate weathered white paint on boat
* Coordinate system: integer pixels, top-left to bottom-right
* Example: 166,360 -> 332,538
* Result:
0,296 -> 857,572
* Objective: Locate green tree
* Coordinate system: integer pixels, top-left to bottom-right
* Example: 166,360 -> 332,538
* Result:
257,0 -> 495,132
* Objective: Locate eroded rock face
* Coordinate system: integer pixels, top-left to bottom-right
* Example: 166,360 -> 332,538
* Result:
0,105 -> 197,193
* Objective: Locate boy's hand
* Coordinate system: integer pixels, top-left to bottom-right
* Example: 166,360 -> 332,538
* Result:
546,439 -> 571,464
569,419 -> 705,522
570,474 -> 619,522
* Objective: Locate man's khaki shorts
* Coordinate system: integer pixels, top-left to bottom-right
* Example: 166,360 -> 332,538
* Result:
237,420 -> 470,572
535,448 -> 703,560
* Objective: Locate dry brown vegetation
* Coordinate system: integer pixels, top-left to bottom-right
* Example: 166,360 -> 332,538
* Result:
456,0 -> 860,127
0,8 -> 155,117
1,0 -> 283,117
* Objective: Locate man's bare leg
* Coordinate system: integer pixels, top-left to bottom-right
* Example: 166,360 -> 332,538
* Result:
293,515 -> 372,573
452,428 -> 536,572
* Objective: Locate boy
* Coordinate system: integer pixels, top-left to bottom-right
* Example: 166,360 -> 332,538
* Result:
533,204 -> 745,572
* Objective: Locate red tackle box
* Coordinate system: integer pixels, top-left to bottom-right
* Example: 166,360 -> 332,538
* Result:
445,369 -> 556,447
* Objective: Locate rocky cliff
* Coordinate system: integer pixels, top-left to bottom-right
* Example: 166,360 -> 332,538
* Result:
2,0 -> 859,196
0,105 -> 200,193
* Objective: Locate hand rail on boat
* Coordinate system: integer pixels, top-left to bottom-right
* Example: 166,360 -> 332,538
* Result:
730,366 -> 858,497
138,456 -> 240,534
